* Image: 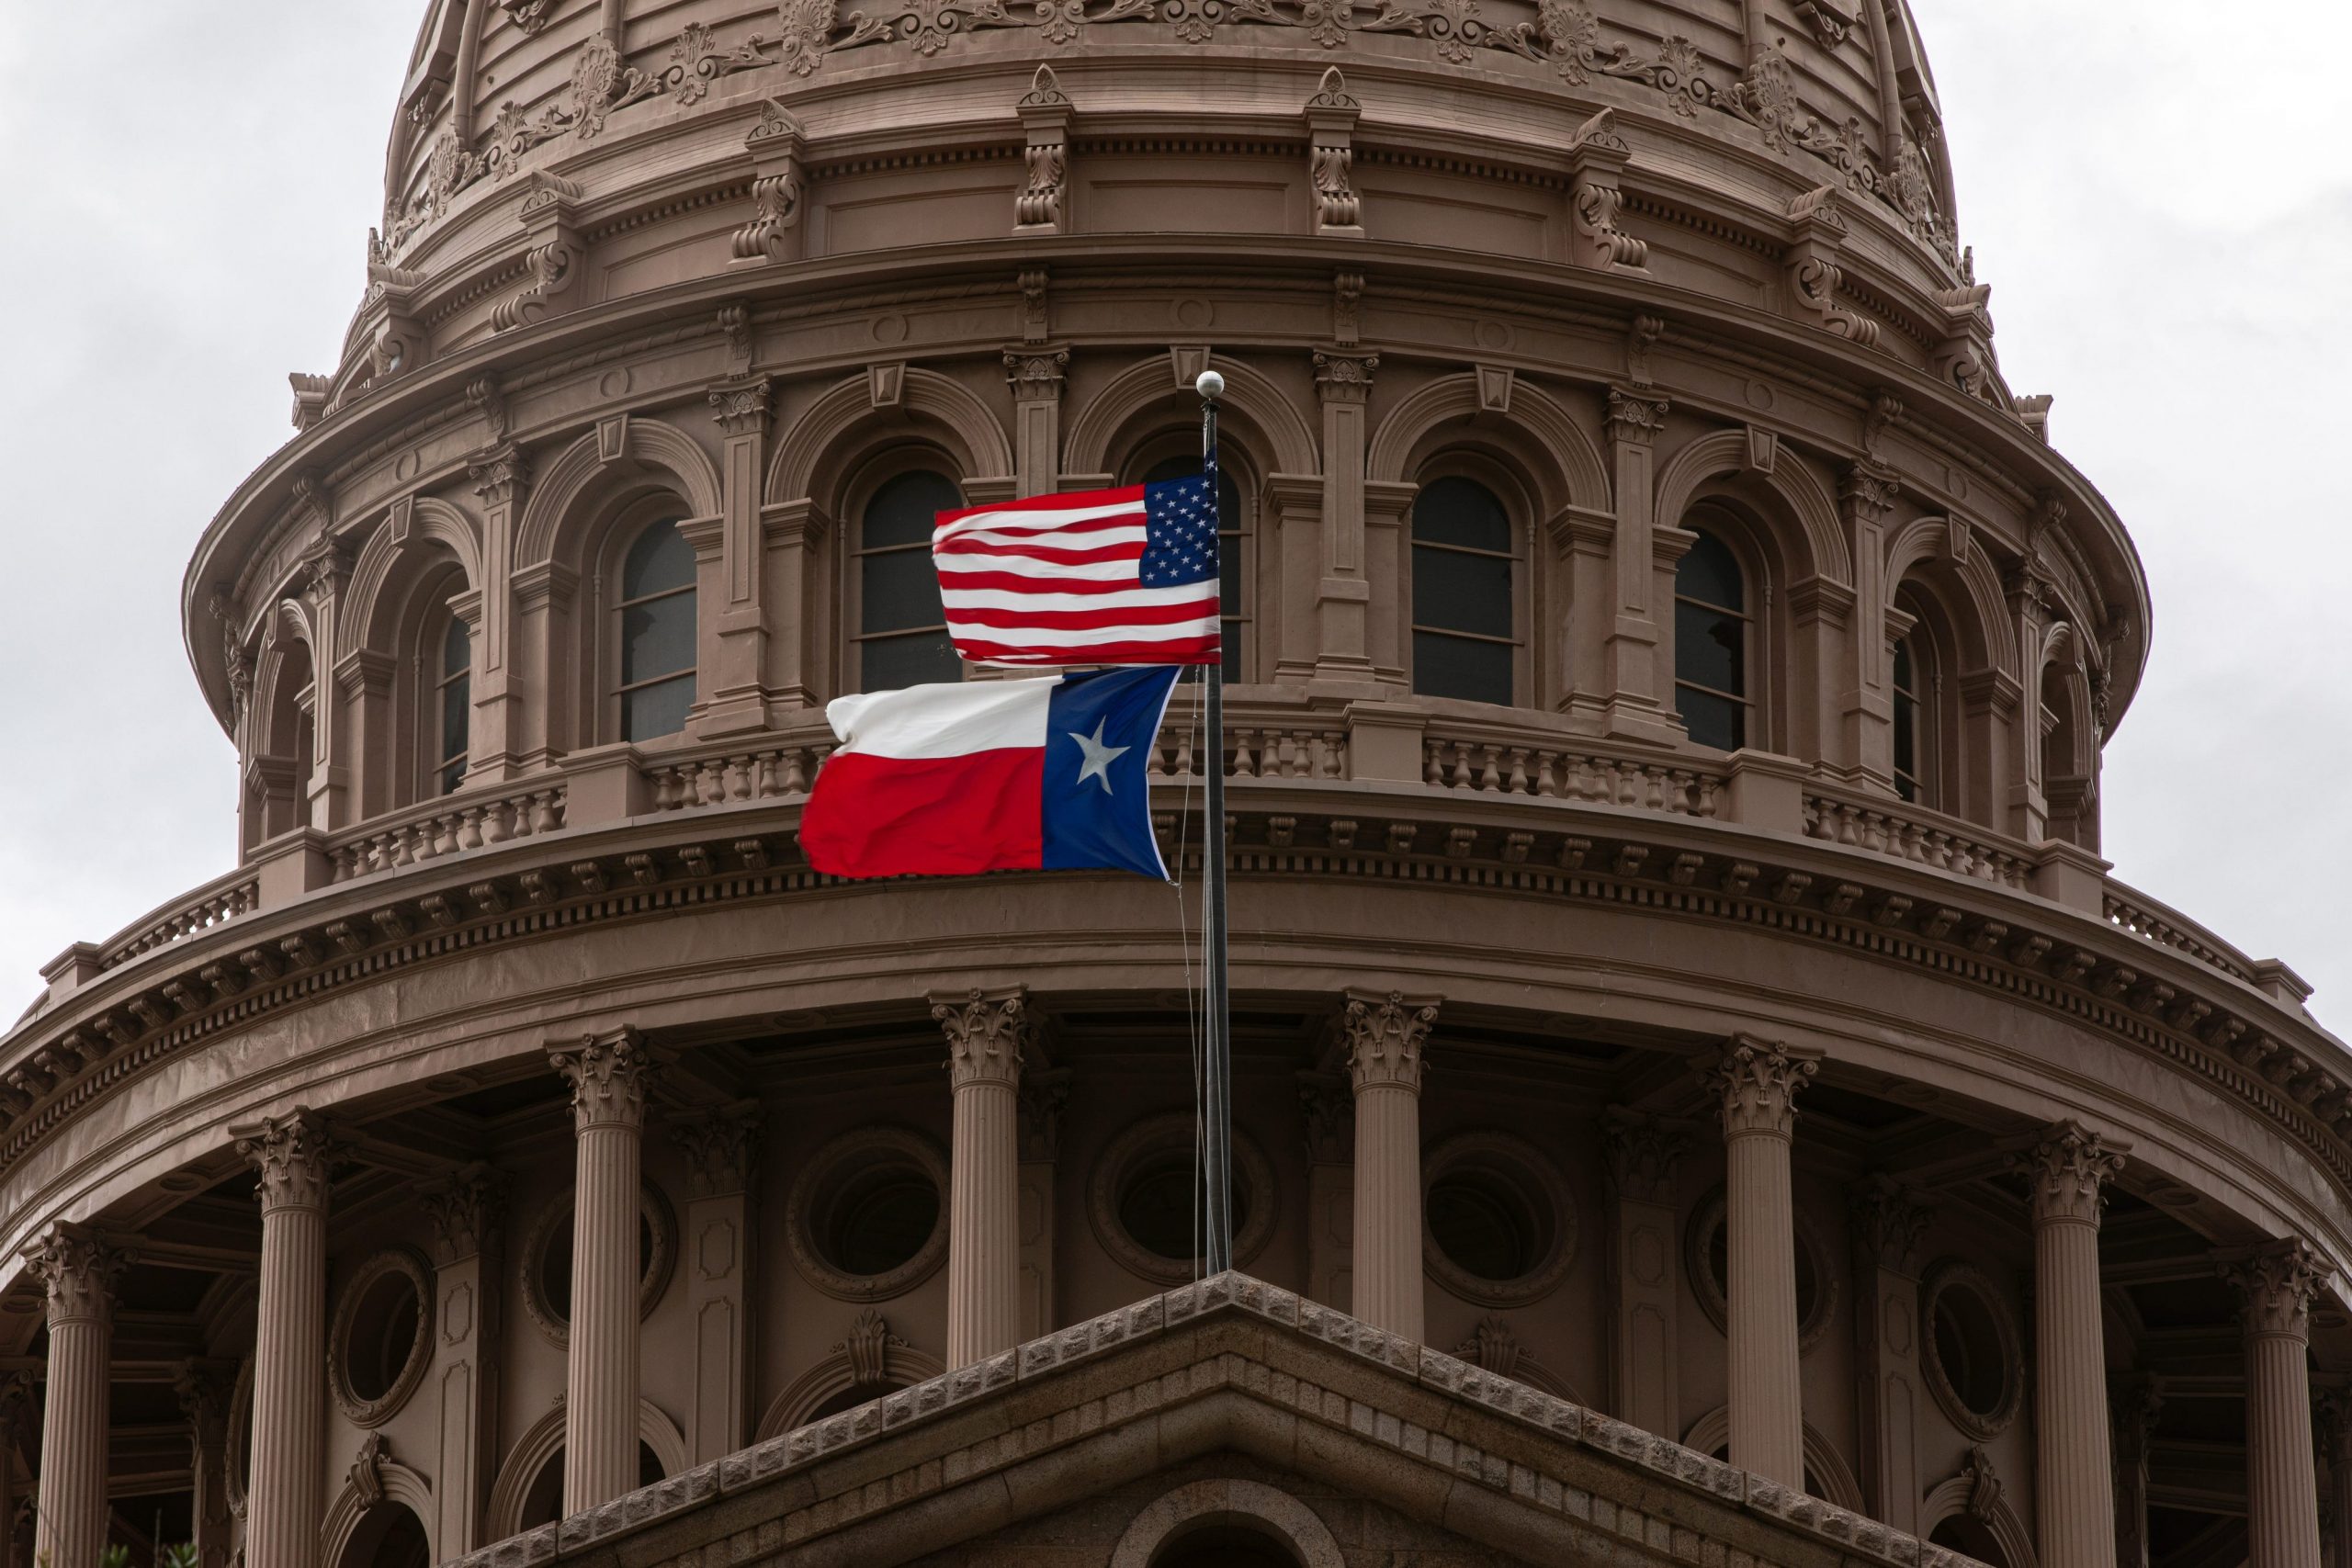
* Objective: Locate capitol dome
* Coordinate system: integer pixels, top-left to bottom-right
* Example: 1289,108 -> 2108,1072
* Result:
2,4 -> 2337,1568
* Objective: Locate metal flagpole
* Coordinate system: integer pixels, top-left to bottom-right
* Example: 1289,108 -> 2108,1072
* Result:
1195,368 -> 1233,1276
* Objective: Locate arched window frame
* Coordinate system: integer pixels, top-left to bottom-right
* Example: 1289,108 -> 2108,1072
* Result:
840,447 -> 968,694
381,559 -> 473,807
1405,452 -> 1532,709
1121,434 -> 1261,683
589,495 -> 703,747
1669,499 -> 1779,753
1890,583 -> 1963,813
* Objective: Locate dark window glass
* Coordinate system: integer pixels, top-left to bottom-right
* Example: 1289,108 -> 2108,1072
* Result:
1674,529 -> 1749,750
435,615 -> 469,795
617,519 -> 695,740
1145,457 -> 1246,682
827,1174 -> 940,1278
1427,1174 -> 1533,1281
1410,476 -> 1515,705
1119,1151 -> 1253,1262
1893,635 -> 1921,803
859,469 -> 966,691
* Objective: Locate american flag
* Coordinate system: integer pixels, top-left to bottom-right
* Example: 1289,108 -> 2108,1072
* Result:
931,475 -> 1221,666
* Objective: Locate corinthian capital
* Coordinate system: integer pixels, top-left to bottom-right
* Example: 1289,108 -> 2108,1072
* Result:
23,1221 -> 134,1325
2015,1120 -> 2127,1227
1849,1175 -> 1935,1275
933,987 -> 1034,1089
1340,989 -> 1440,1094
673,1103 -> 762,1197
419,1163 -> 506,1262
1600,1108 -> 1689,1205
232,1109 -> 338,1213
1702,1035 -> 1816,1138
548,1028 -> 662,1132
2223,1238 -> 2327,1340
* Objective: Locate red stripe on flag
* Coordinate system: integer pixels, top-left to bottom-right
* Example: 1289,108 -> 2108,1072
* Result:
933,486 -> 1144,528
944,601 -> 1219,629
953,637 -> 1222,664
933,537 -> 1146,565
798,749 -> 1044,878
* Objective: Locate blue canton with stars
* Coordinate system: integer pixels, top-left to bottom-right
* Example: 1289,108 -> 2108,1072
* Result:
1137,474 -> 1221,588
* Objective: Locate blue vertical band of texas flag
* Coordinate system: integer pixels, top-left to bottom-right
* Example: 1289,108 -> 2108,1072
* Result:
799,665 -> 1182,881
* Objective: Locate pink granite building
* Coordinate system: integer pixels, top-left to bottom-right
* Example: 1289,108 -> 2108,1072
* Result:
2,2 -> 2342,1565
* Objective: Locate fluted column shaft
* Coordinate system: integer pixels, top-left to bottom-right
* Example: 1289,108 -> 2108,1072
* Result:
936,988 -> 1032,1368
27,1224 -> 130,1568
549,1031 -> 660,1515
1706,1036 -> 1815,1489
1344,991 -> 1439,1342
2230,1242 -> 2325,1568
234,1111 -> 334,1568
2022,1122 -> 2127,1568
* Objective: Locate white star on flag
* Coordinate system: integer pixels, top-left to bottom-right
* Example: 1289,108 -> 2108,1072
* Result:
1069,719 -> 1130,794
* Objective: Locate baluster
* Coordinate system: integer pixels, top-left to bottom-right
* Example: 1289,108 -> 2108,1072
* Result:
1472,745 -> 1498,791
1504,748 -> 1531,795
428,812 -> 457,858
458,807 -> 485,852
1450,744 -> 1476,791
1230,729 -> 1256,779
1304,731 -> 1329,779
541,790 -> 566,832
1424,743 -> 1446,788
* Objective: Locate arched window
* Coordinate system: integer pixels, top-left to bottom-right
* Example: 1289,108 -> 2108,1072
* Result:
1892,631 -> 1925,804
616,519 -> 695,740
1143,457 -> 1246,682
433,613 -> 470,795
1674,529 -> 1750,750
1410,476 -> 1517,705
857,469 -> 965,692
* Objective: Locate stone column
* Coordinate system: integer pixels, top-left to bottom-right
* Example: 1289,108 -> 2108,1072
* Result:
1017,1069 -> 1071,1339
2018,1121 -> 2127,1568
2226,1240 -> 2325,1568
232,1111 -> 334,1568
1835,456 -> 1900,787
674,1105 -> 760,1462
1601,1110 -> 1689,1438
2317,1388 -> 2352,1568
295,536 -> 354,828
548,1030 -> 661,1514
700,371 -> 777,736
25,1224 -> 130,1568
933,987 -> 1033,1368
2110,1373 -> 2163,1568
1311,351 -> 1379,680
1298,1072 -> 1355,1311
421,1165 -> 503,1557
1600,388 -> 1679,743
0,1370 -> 29,1568
1849,1178 -> 1933,1530
1703,1035 -> 1816,1489
1004,346 -> 1069,502
1342,990 -> 1440,1342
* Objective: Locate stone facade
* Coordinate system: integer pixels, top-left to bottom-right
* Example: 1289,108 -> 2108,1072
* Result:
0,2 -> 2342,1566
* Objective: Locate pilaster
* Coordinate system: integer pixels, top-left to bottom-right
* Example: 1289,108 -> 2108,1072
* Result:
1600,388 -> 1679,742
697,367 -> 778,737
674,1105 -> 760,1462
1312,350 -> 1378,678
1601,1109 -> 1689,1438
421,1165 -> 504,1557
1849,1176 -> 1933,1529
465,419 -> 529,779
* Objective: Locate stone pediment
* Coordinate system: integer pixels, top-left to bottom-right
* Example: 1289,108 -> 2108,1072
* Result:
456,1273 -> 1984,1568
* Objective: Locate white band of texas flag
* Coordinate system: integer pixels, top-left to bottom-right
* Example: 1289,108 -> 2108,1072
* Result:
932,475 -> 1220,667
799,667 -> 1181,881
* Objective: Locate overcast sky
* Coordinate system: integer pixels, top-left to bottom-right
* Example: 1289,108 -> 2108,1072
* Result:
0,3 -> 2345,1031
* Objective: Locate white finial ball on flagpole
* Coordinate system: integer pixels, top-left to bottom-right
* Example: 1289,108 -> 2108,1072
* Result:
1195,369 -> 1225,400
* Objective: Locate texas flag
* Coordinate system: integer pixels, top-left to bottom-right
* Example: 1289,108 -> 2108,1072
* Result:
799,666 -> 1181,881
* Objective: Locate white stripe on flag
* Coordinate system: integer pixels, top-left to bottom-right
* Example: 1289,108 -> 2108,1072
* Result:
933,499 -> 1143,537
823,676 -> 1059,759
956,620 -> 1216,649
940,584 -> 1221,612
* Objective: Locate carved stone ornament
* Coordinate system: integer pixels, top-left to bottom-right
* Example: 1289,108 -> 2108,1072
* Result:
469,443 -> 531,508
708,373 -> 775,437
2224,1238 -> 2327,1339
1003,348 -> 1070,397
547,1028 -> 662,1131
673,1103 -> 762,1197
933,987 -> 1034,1089
23,1222 -> 134,1325
1018,1066 -> 1073,1162
734,101 -> 807,264
1703,1035 -> 1816,1137
234,1108 -> 338,1213
2014,1120 -> 2127,1226
1456,1314 -> 1521,1379
1604,387 -> 1670,446
1313,350 -> 1378,404
840,1307 -> 905,1387
420,1163 -> 505,1262
1298,1070 -> 1354,1162
1841,461 -> 1900,525
1848,1176 -> 1933,1274
1340,989 -> 1439,1093
349,1431 -> 390,1506
1600,1108 -> 1688,1205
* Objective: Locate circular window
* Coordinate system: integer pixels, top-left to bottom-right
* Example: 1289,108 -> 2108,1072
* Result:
786,1127 -> 951,1301
1419,1132 -> 1575,1306
1920,1261 -> 2023,1438
329,1248 -> 434,1426
519,1181 -> 677,1348
1687,1190 -> 1840,1353
1089,1112 -> 1277,1283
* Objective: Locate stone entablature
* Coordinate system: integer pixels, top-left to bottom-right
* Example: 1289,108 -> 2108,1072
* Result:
444,1272 -> 1985,1568
3,761 -> 2345,1296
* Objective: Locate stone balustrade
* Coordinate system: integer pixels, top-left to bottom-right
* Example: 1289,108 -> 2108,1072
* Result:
1802,785 -> 2032,890
2104,883 -> 2262,987
327,786 -> 567,883
92,874 -> 260,973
